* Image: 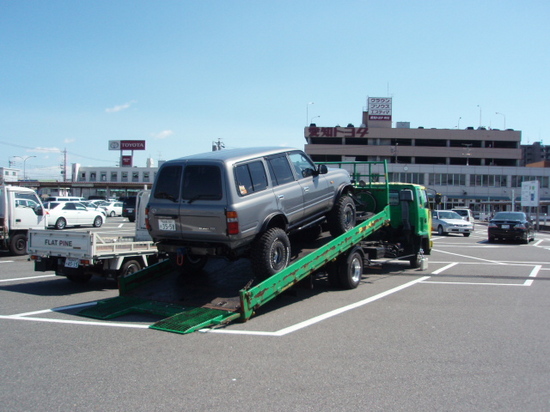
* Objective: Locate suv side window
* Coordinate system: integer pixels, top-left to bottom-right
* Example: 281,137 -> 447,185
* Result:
288,152 -> 316,178
267,155 -> 295,186
235,161 -> 268,196
182,165 -> 222,201
154,165 -> 182,201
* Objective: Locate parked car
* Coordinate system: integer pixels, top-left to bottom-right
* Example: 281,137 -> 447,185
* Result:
43,201 -> 105,229
79,201 -> 107,216
146,147 -> 355,278
452,208 -> 474,222
432,210 -> 474,236
488,211 -> 535,244
121,196 -> 137,222
99,201 -> 123,217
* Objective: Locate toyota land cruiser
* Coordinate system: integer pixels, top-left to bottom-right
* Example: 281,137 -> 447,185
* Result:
146,147 -> 355,278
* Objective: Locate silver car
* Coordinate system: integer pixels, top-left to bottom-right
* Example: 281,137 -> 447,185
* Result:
432,210 -> 474,237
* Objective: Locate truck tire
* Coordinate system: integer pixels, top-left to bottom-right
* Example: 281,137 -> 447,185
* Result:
328,195 -> 356,238
93,216 -> 103,227
9,233 -> 27,255
251,227 -> 291,280
55,217 -> 67,230
338,246 -> 364,289
119,259 -> 142,277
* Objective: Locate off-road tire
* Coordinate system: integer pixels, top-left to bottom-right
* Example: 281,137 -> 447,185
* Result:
9,233 -> 27,255
328,195 -> 356,238
251,227 -> 291,280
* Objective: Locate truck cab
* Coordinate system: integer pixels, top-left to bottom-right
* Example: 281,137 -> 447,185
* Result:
0,185 -> 47,254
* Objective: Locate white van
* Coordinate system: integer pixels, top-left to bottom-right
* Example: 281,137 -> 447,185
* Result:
452,208 -> 474,222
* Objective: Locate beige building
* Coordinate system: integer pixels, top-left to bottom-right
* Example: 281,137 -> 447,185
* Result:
304,104 -> 548,215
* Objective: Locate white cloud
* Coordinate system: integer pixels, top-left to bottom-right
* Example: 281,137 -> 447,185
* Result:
64,138 -> 75,144
105,100 -> 137,113
151,130 -> 174,139
31,147 -> 62,153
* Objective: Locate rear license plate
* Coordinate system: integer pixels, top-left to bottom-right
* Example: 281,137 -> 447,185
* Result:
501,224 -> 510,229
65,258 -> 80,268
159,219 -> 176,231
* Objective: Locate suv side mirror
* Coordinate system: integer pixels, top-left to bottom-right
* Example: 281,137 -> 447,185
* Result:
317,164 -> 328,175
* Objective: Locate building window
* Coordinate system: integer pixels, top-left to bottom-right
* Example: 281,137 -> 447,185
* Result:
90,172 -> 96,182
100,172 -> 107,182
111,172 -> 118,182
132,172 -> 139,182
121,172 -> 128,182
143,172 -> 150,182
79,172 -> 86,182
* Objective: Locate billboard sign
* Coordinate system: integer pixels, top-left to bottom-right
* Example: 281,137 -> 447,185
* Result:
521,180 -> 539,207
368,97 -> 392,121
108,140 -> 146,150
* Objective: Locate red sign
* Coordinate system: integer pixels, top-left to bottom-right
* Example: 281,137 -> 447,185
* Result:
121,156 -> 133,167
120,140 -> 146,150
306,126 -> 368,138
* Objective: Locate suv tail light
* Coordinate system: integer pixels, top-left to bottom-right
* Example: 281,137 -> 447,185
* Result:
226,210 -> 239,235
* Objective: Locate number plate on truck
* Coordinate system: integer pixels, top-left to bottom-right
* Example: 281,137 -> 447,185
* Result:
159,219 -> 176,231
65,258 -> 80,268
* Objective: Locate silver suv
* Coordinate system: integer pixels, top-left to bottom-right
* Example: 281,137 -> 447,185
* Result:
146,147 -> 355,278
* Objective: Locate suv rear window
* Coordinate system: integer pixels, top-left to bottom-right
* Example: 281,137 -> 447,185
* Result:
154,165 -> 182,201
235,161 -> 268,196
182,165 -> 222,201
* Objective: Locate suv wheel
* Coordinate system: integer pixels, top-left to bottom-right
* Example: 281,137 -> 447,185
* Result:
251,227 -> 291,280
328,195 -> 356,238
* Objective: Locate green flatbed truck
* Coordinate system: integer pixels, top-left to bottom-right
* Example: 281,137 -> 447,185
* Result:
78,160 -> 431,334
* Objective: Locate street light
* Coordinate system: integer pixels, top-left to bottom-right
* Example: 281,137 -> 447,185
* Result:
306,102 -> 314,126
12,155 -> 36,180
309,115 -> 320,125
495,112 -> 506,129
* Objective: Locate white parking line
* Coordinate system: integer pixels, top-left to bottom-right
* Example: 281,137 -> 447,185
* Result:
0,274 -> 56,283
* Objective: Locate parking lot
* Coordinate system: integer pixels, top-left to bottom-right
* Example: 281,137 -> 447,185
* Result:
1,219 -> 550,411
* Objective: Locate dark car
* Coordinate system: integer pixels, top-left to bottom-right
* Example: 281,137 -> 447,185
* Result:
121,196 -> 137,222
488,212 -> 535,244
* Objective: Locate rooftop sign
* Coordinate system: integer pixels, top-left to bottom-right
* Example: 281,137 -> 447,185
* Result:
108,140 -> 146,151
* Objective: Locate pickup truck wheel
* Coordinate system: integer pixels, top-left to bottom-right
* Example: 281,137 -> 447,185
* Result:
119,260 -> 142,277
338,246 -> 363,289
55,218 -> 67,230
9,234 -> 27,255
328,195 -> 356,238
93,216 -> 103,227
251,228 -> 290,280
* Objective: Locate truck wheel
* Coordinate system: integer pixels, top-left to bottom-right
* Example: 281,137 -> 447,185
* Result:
463,233 -> 470,237
251,227 -> 291,280
93,216 -> 103,227
328,195 -> 356,238
410,252 -> 422,269
55,218 -> 67,230
119,259 -> 142,277
338,246 -> 363,289
9,234 -> 27,255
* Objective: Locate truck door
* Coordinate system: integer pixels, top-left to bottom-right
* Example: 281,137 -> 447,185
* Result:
12,190 -> 46,230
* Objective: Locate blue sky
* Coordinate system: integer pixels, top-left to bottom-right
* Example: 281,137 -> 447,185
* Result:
1,0 -> 549,179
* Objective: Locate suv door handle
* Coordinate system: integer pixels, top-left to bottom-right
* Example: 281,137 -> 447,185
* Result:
303,186 -> 310,192
278,195 -> 284,199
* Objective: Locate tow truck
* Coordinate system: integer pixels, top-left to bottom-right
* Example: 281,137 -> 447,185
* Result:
77,160 -> 432,334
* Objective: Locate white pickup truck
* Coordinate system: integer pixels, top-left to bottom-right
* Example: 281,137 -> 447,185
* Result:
28,190 -> 163,283
0,185 -> 47,255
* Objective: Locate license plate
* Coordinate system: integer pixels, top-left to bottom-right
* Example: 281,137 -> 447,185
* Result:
501,224 -> 510,229
159,219 -> 176,231
65,258 -> 80,268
